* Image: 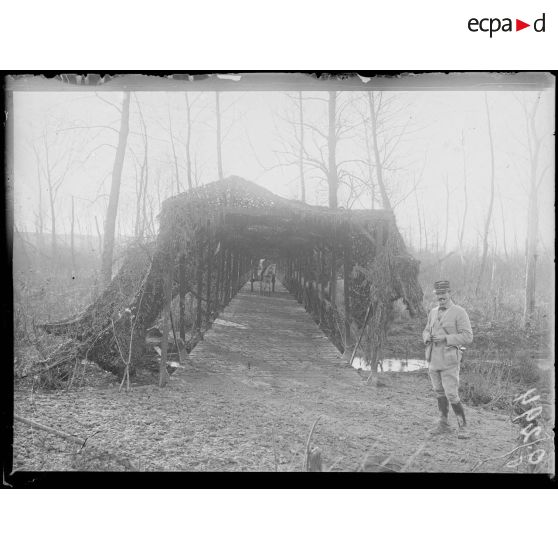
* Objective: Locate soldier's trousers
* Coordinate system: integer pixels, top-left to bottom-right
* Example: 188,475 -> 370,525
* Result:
429,365 -> 460,404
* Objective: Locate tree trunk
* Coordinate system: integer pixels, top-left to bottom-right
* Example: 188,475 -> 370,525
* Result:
135,95 -> 149,239
159,265 -> 172,388
101,92 -> 131,286
216,92 -> 224,180
329,247 -> 337,309
522,95 -> 543,328
94,216 -> 103,260
196,234 -> 204,330
476,93 -> 496,295
179,252 -> 186,340
414,186 -> 422,253
70,195 -> 75,273
168,103 -> 181,194
32,144 -> 44,241
298,91 -> 306,203
205,222 -> 212,322
499,185 -> 509,261
327,91 -> 338,209
343,240 -> 352,351
43,134 -> 57,259
442,174 -> 449,254
48,187 -> 56,259
185,92 -> 193,190
362,115 -> 376,209
224,248 -> 232,304
458,130 -> 468,265
367,92 -> 393,211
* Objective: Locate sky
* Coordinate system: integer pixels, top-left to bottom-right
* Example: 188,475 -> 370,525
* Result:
10,77 -> 555,256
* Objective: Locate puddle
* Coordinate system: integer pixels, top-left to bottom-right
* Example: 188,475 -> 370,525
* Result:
352,357 -> 428,373
213,318 -> 248,329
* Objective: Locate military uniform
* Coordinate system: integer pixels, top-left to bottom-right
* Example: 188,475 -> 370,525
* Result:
423,303 -> 473,403
423,281 -> 473,438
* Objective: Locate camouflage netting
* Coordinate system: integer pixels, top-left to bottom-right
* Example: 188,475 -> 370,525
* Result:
40,176 -> 423,381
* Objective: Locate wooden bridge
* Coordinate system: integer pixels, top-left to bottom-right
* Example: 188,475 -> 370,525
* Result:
187,281 -> 351,389
23,177 -> 518,472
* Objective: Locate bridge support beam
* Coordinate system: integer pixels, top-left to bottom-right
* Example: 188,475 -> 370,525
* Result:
196,232 -> 205,331
343,238 -> 352,351
178,251 -> 186,341
205,221 -> 212,324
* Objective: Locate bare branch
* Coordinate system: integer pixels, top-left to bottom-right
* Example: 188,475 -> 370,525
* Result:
94,92 -> 123,113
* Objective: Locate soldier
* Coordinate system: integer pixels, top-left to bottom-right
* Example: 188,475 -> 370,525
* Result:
423,280 -> 473,439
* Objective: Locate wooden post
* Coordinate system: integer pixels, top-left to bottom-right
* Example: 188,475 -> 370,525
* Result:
169,308 -> 181,363
303,256 -> 309,309
232,251 -> 239,295
179,252 -> 186,340
224,248 -> 232,305
159,265 -> 172,388
233,253 -> 238,294
205,220 -> 212,323
343,235 -> 352,351
196,232 -> 204,331
285,258 -> 291,284
330,246 -> 337,309
318,247 -> 325,324
215,241 -> 223,307
228,251 -> 234,300
297,257 -> 303,303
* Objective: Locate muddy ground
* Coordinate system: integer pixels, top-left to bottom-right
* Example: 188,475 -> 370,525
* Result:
12,285 -> 554,474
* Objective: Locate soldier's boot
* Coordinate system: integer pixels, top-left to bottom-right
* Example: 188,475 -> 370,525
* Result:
451,401 -> 471,439
430,396 -> 451,435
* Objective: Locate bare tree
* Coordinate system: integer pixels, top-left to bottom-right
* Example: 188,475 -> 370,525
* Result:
70,195 -> 76,273
33,125 -> 75,259
476,93 -> 496,295
31,143 -> 44,244
457,130 -> 469,266
298,91 -> 306,203
366,91 -> 392,211
185,92 -> 193,190
216,92 -> 224,180
94,216 -> 103,258
303,92 -> 358,209
167,100 -> 181,194
256,92 -> 308,202
100,92 -> 131,286
327,91 -> 338,208
442,173 -> 449,254
520,93 -> 550,327
361,109 -> 377,209
498,183 -> 509,262
413,184 -> 423,253
133,94 -> 149,239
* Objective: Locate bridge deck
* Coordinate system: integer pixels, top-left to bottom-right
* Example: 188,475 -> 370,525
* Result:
188,281 -> 349,386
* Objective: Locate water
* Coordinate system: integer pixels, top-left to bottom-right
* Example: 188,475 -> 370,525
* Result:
352,357 -> 428,373
213,318 -> 248,329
